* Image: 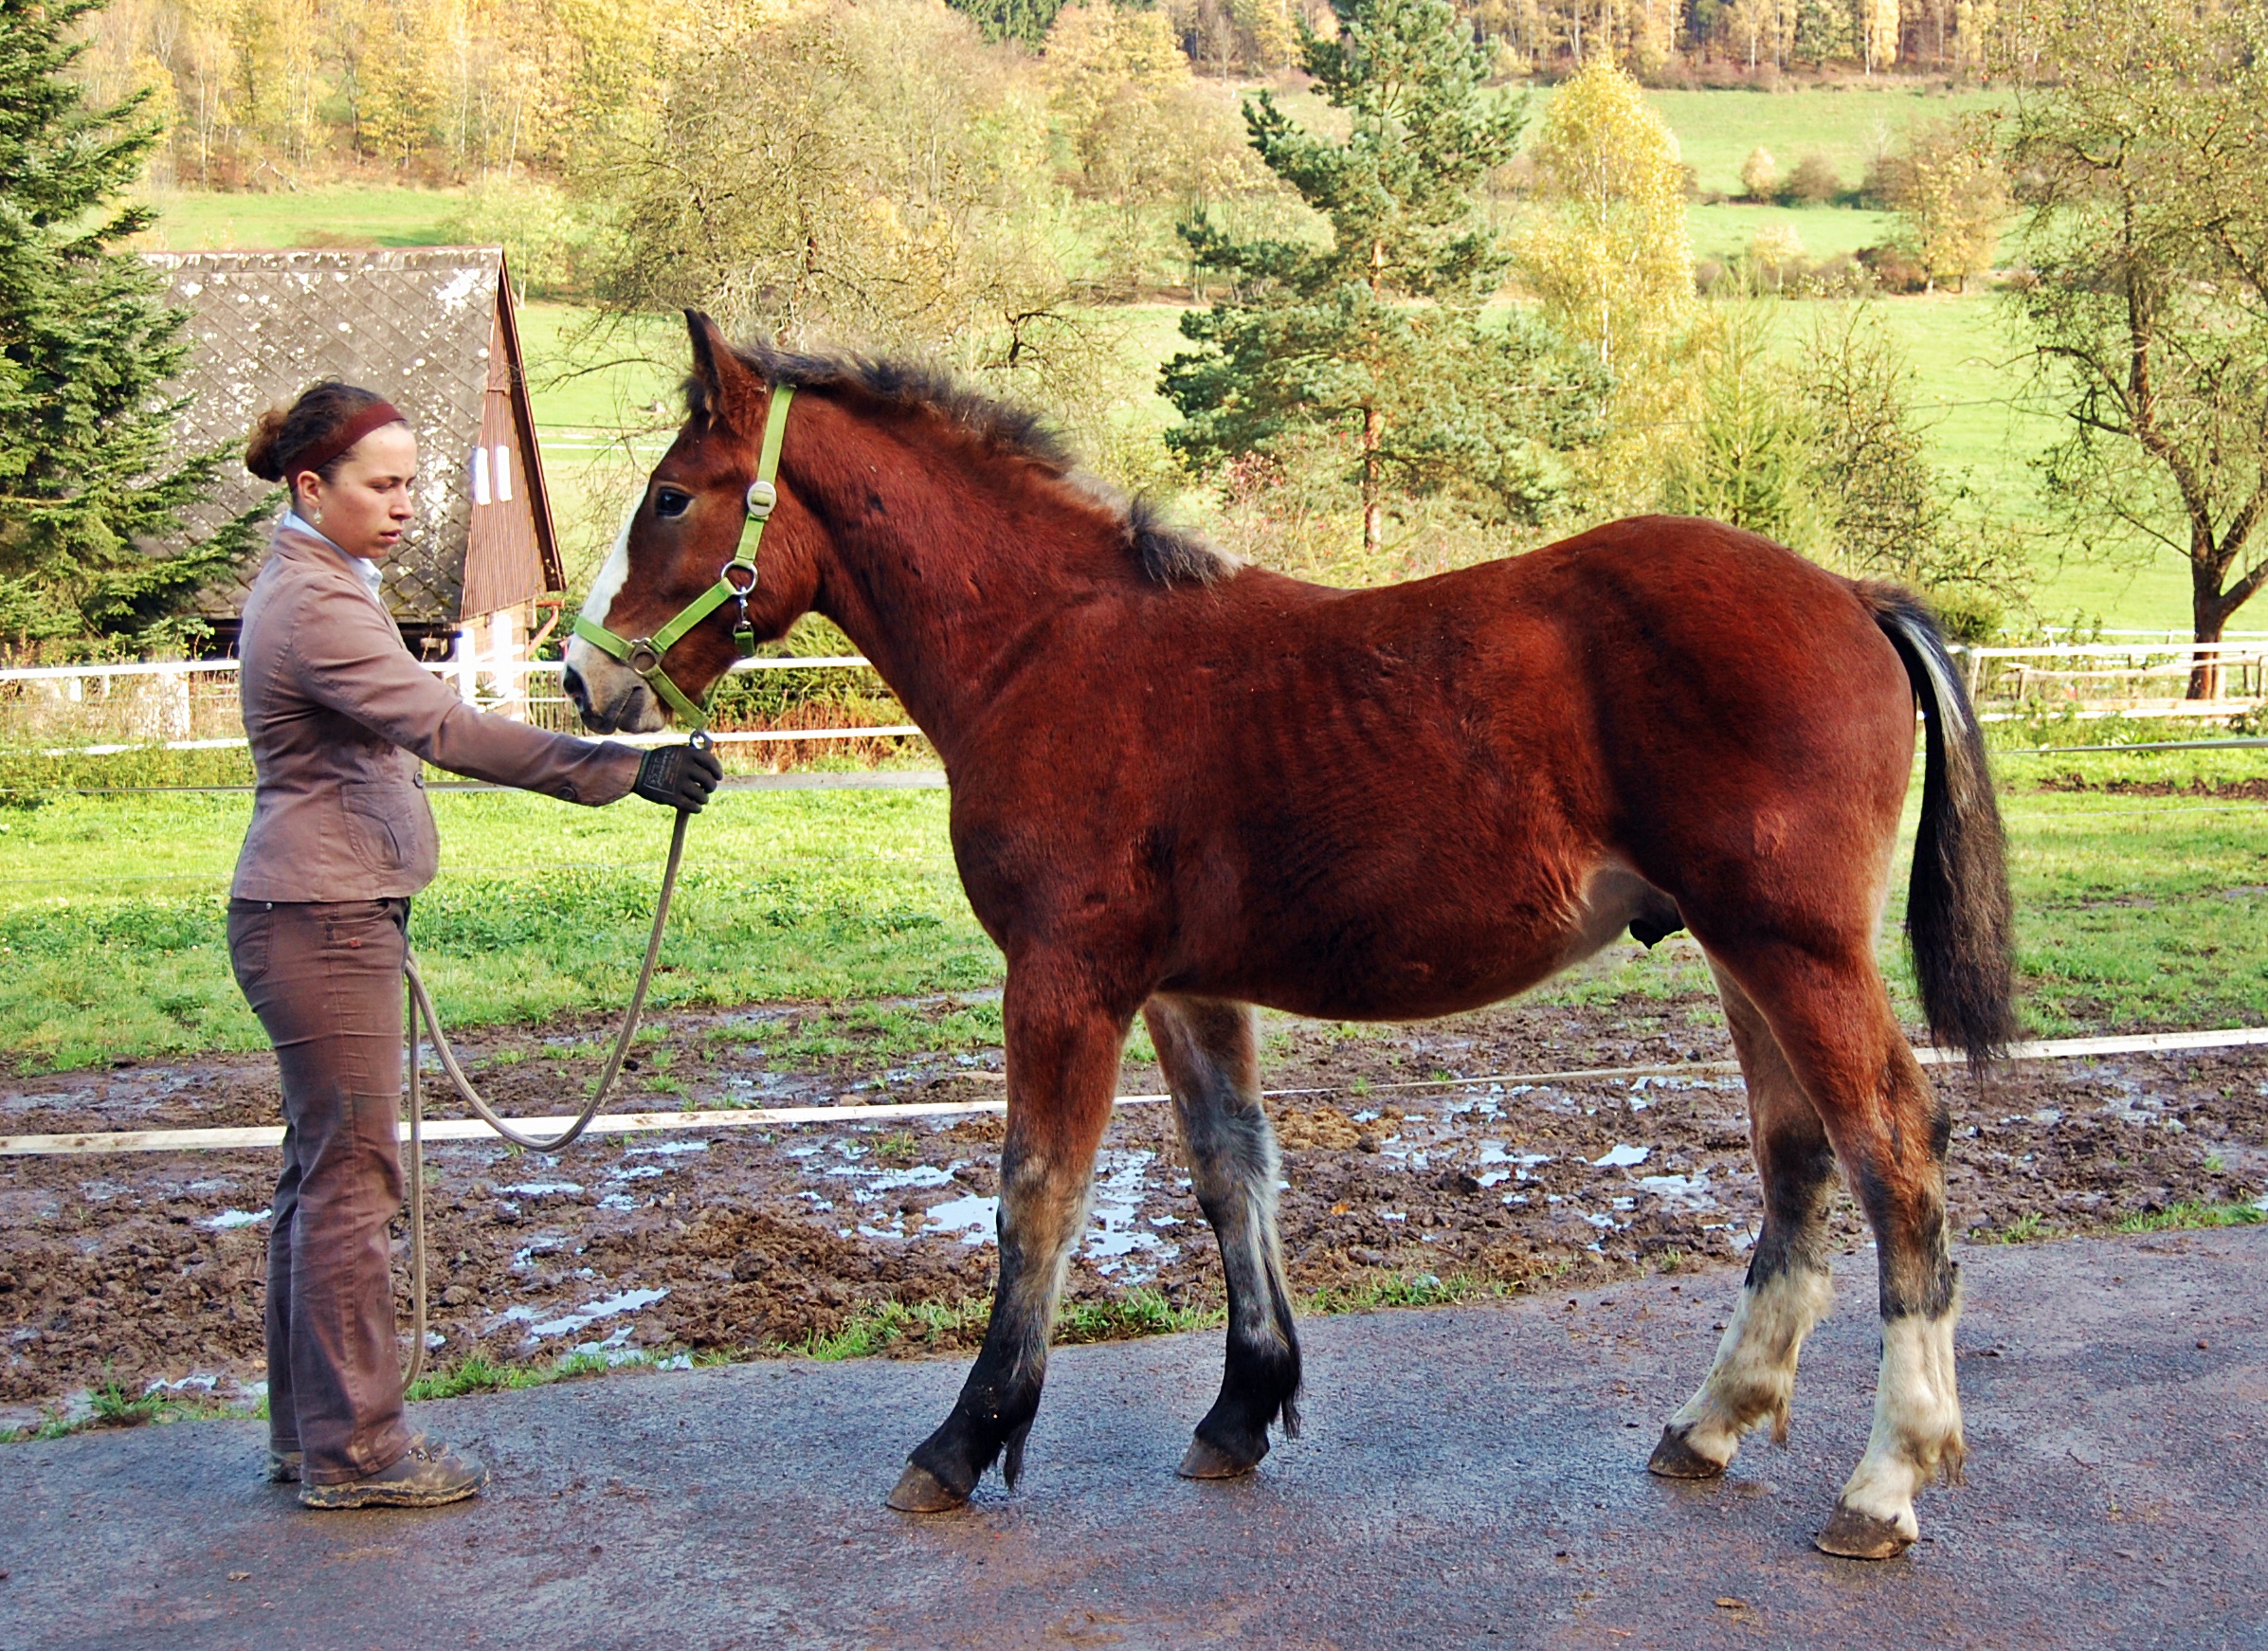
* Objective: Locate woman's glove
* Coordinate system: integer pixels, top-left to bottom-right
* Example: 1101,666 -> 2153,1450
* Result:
632,742 -> 724,812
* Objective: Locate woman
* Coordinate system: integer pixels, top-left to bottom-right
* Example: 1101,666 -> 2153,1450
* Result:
229,381 -> 719,1510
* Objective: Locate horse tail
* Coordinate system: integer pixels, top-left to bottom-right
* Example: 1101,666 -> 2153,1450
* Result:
1860,583 -> 2017,1069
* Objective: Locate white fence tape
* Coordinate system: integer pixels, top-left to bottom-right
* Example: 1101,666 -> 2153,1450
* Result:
7,1025 -> 2262,1160
8,638 -> 2265,757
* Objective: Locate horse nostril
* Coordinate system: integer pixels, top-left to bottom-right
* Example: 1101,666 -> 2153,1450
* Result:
561,664 -> 586,707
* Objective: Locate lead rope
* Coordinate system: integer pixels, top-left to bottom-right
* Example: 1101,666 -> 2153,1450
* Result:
398,786 -> 699,1388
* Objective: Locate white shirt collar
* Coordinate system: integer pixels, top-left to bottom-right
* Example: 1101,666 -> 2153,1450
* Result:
283,509 -> 385,605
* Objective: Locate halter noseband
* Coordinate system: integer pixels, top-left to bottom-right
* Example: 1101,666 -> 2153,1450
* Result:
571,385 -> 795,731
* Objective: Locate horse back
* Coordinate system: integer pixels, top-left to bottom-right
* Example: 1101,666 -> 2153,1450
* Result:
947,516 -> 1918,1017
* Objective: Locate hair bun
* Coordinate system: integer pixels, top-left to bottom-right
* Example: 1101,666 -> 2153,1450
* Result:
244,406 -> 294,482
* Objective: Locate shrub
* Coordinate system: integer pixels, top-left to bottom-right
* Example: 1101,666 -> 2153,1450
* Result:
1739,144 -> 1778,200
1857,244 -> 1929,294
1787,151 -> 1841,205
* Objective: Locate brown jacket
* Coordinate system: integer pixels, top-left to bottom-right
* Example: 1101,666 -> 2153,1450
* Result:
231,521 -> 643,901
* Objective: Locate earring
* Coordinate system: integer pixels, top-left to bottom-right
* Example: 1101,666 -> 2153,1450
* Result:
312,509 -> 323,525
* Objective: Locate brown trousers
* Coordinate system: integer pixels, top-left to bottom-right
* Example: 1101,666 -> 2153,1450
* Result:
227,898 -> 414,1486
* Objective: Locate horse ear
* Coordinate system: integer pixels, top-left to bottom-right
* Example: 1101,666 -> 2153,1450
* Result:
684,310 -> 765,434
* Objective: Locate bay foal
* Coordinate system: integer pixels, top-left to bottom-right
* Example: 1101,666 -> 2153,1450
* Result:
565,317 -> 2014,1558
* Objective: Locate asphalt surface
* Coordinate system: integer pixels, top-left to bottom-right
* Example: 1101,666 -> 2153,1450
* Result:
1,1226 -> 2261,1651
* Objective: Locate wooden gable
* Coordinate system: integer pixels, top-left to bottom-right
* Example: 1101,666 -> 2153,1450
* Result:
147,246 -> 564,631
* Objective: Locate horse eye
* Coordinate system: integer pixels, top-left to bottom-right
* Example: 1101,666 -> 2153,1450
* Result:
653,486 -> 692,518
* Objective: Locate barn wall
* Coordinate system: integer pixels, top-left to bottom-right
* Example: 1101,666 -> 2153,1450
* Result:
460,306 -> 551,620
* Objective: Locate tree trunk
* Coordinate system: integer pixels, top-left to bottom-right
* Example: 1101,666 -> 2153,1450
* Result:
1362,401 -> 1383,563
2189,561 -> 2227,700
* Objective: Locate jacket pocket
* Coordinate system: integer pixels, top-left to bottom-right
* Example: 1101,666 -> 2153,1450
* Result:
338,781 -> 427,876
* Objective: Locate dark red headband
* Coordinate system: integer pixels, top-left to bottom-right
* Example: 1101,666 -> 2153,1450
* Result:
281,400 -> 408,483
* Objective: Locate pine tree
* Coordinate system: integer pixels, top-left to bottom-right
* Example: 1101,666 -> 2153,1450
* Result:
0,0 -> 253,655
947,0 -> 1067,47
1161,0 -> 1601,562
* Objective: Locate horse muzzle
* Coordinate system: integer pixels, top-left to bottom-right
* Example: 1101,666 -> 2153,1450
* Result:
561,639 -> 667,735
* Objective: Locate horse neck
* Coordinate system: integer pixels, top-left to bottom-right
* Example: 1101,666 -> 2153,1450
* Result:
796,419 -> 1120,758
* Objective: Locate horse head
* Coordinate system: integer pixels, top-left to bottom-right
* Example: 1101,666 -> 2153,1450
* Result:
562,312 -> 818,734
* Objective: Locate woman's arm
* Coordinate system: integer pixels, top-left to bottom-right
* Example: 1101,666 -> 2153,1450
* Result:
286,576 -> 646,804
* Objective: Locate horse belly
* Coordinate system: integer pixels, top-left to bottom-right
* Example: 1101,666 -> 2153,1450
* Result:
1183,849 -> 1631,1024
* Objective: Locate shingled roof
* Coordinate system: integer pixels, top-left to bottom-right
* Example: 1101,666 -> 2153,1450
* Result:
147,246 -> 562,629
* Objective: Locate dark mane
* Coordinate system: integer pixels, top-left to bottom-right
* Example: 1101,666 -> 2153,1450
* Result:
1126,494 -> 1229,587
686,338 -> 1232,587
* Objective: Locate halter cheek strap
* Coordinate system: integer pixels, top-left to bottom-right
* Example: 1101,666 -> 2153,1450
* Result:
572,386 -> 794,731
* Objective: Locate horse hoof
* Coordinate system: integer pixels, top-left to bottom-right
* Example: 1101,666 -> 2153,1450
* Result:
1645,1425 -> 1726,1480
1813,1502 -> 1914,1560
1177,1436 -> 1261,1480
885,1462 -> 968,1514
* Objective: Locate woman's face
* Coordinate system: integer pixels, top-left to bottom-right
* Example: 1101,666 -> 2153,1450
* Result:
296,423 -> 417,561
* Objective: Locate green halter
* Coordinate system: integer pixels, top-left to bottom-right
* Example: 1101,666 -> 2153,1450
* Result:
571,386 -> 795,730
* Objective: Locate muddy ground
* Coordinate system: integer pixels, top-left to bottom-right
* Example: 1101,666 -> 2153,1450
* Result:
4,979 -> 2264,1428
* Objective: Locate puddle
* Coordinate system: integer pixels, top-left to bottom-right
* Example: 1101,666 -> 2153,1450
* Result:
499,1182 -> 582,1198
1591,1144 -> 1651,1168
200,1208 -> 269,1230
822,1163 -> 955,1199
1083,1149 -> 1172,1278
922,1192 -> 998,1244
1637,1172 -> 1718,1212
512,1237 -> 567,1270
500,1286 -> 669,1341
141,1372 -> 219,1395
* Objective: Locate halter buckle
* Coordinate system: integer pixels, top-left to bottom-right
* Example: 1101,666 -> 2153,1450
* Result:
745,479 -> 777,520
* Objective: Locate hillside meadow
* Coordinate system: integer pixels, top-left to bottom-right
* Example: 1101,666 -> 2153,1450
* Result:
127,82 -> 2207,634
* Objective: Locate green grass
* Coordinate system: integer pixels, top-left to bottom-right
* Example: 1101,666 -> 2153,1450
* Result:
5,1382 -> 263,1443
1303,1271 -> 1498,1314
5,744 -> 2265,1072
2113,1201 -> 2267,1236
401,1346 -> 726,1402
783,1271 -> 1503,1363
134,184 -> 464,252
2,1345 -> 734,1440
1685,201 -> 1899,264
1991,774 -> 2268,1035
1642,85 -> 2005,201
1992,1210 -> 2053,1243
0,788 -> 997,1072
1987,1191 -> 2267,1247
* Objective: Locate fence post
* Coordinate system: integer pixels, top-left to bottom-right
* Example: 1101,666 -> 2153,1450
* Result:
454,625 -> 481,705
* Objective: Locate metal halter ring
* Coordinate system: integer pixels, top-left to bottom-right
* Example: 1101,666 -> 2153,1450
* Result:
720,557 -> 758,597
626,640 -> 662,675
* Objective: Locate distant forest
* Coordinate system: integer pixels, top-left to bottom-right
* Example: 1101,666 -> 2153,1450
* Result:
82,0 -> 2012,188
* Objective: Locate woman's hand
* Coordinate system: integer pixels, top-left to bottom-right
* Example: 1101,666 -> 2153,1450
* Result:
631,742 -> 725,812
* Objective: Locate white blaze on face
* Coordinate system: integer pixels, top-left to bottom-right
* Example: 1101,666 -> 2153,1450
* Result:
580,500 -> 638,625
561,498 -> 641,687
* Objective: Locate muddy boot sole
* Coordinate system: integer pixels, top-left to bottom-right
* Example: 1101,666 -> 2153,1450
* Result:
300,1472 -> 486,1511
